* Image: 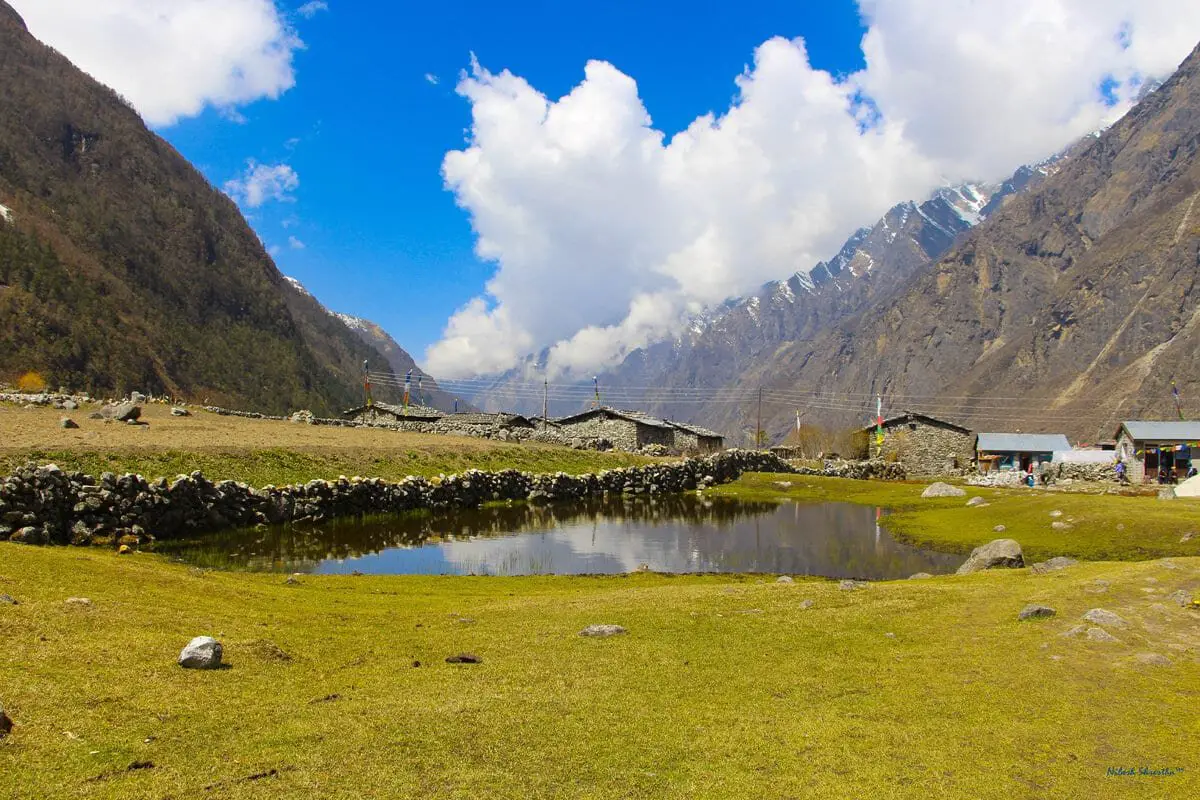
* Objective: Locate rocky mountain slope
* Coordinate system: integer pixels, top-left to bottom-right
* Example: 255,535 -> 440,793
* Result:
737,40 -> 1200,443
0,2 -> 394,415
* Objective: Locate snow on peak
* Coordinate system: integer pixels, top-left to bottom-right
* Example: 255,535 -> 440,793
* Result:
283,275 -> 311,297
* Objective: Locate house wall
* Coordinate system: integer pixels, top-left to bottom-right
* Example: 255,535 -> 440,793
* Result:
1116,431 -> 1143,482
349,407 -> 401,425
874,421 -> 973,475
559,414 -> 647,452
635,423 -> 675,449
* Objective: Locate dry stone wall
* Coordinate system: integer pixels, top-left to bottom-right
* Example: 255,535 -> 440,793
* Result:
1,450 -> 795,547
876,423 -> 974,476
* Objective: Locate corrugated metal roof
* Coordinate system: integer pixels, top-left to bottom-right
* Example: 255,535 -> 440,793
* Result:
1118,421 -> 1200,441
976,433 -> 1071,453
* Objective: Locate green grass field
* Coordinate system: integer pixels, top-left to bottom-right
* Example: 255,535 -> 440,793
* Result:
714,473 -> 1200,561
1,545 -> 1198,798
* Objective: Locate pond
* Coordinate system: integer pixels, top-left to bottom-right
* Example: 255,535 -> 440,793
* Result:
161,495 -> 965,579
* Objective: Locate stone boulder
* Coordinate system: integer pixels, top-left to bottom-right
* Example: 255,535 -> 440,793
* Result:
60,417 -> 79,429
0,703 -> 11,738
102,401 -> 141,422
921,482 -> 966,498
965,496 -> 987,507
1018,604 -> 1056,620
170,407 -> 191,417
178,636 -> 223,669
956,539 -> 1024,574
1082,608 -> 1128,629
579,624 -> 627,637
1030,556 -> 1079,575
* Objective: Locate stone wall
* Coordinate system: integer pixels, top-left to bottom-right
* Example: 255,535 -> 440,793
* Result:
0,450 -> 796,547
557,414 -> 673,452
875,422 -> 973,476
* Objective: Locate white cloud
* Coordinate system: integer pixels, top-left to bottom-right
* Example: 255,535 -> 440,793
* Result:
225,161 -> 300,208
11,0 -> 303,127
425,73 -> 440,85
297,1 -> 328,19
425,0 -> 1200,379
288,235 -> 306,250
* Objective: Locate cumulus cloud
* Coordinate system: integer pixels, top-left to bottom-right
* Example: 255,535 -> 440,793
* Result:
425,73 -> 440,85
11,0 -> 303,126
288,235 -> 306,250
297,1 -> 329,19
225,161 -> 300,208
425,0 -> 1200,379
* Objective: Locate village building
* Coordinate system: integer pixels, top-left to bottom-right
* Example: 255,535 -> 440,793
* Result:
1115,421 -> 1200,483
435,412 -> 535,431
665,421 -> 725,454
343,402 -> 443,425
555,407 -> 676,452
864,411 -> 974,475
975,433 -> 1071,473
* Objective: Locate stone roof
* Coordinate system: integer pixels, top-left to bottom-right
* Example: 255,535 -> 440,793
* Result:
556,406 -> 674,430
865,411 -> 971,434
438,412 -> 534,427
343,402 -> 444,420
975,433 -> 1071,453
1117,420 -> 1200,442
667,420 -> 724,439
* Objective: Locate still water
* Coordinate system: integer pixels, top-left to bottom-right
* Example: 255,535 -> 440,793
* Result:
162,496 -> 964,580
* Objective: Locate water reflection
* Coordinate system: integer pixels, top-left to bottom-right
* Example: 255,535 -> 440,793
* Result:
161,496 -> 963,580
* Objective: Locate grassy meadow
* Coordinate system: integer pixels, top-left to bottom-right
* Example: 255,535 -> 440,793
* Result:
2,402 -> 1200,797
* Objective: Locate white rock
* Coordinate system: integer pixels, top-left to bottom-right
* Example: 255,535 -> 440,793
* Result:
1082,609 -> 1128,629
956,539 -> 1024,574
178,636 -> 223,669
921,482 -> 966,498
579,624 -> 627,637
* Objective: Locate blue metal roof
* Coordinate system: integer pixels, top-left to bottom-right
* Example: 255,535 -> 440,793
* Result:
1118,421 -> 1200,441
976,433 -> 1071,453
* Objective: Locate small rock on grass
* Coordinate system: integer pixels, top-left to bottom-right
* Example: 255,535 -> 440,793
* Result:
1134,653 -> 1171,667
956,539 -> 1024,574
1180,531 -> 1195,544
839,580 -> 868,591
60,417 -> 79,429
993,525 -> 1007,533
921,482 -> 965,498
1019,604 -> 1056,621
1049,510 -> 1063,518
285,574 -> 301,585
965,496 -> 987,507
580,624 -> 627,637
1086,627 -> 1121,643
178,636 -> 223,670
1082,608 -> 1128,629
445,653 -> 482,664
0,704 -> 12,738
1168,590 -> 1193,607
775,576 -> 794,584
908,573 -> 933,580
0,594 -> 17,605
798,599 -> 815,610
170,407 -> 190,417
1030,556 -> 1079,575
64,597 -> 92,607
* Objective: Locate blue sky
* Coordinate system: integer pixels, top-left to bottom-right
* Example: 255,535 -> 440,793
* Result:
14,0 -> 1200,378
162,1 -> 868,358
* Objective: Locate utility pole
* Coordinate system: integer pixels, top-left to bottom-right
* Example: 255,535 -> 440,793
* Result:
543,378 -> 549,424
757,387 -> 764,450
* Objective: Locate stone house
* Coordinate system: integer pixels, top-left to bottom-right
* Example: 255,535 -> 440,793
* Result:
666,421 -> 724,454
343,402 -> 443,425
1115,421 -> 1200,483
555,407 -> 676,452
975,433 -> 1071,473
436,412 -> 535,431
864,411 -> 974,475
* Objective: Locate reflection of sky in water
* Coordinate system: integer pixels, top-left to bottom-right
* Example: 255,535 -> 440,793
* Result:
310,502 -> 963,580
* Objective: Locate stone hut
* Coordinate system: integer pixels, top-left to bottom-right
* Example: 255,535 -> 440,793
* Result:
555,407 -> 676,452
343,402 -> 443,425
1115,421 -> 1200,483
864,411 -> 974,475
436,412 -> 535,431
666,421 -> 724,454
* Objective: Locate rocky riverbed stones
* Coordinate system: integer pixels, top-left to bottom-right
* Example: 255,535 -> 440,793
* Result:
956,539 -> 1024,574
922,482 -> 966,498
178,636 -> 223,669
1018,604 -> 1056,620
579,624 -> 627,637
